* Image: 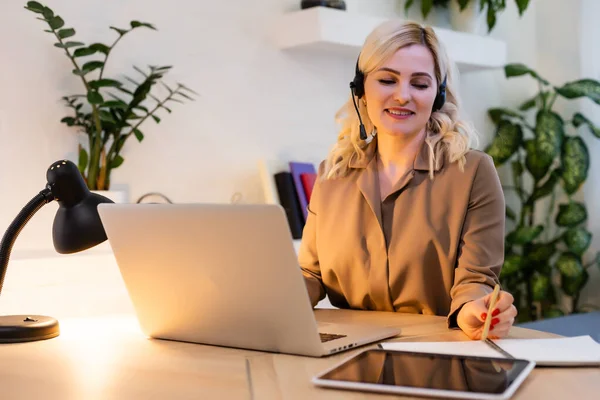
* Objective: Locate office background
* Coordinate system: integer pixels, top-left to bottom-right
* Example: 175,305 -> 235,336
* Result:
0,0 -> 598,315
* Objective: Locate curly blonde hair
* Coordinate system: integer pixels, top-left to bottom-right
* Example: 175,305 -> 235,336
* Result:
323,20 -> 477,180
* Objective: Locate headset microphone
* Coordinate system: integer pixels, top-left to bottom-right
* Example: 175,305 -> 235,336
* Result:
349,59 -> 368,140
349,84 -> 368,141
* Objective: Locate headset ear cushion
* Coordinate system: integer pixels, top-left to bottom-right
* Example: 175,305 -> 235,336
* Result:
432,91 -> 445,112
432,77 -> 447,112
352,71 -> 365,99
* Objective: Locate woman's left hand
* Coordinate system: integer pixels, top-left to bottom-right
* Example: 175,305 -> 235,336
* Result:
456,290 -> 518,340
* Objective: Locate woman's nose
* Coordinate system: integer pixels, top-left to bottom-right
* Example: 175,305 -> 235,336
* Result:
394,83 -> 411,105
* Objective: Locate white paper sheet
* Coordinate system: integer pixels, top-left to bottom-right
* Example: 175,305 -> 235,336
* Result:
380,335 -> 600,366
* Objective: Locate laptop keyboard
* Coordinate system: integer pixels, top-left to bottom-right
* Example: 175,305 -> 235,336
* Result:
319,332 -> 347,343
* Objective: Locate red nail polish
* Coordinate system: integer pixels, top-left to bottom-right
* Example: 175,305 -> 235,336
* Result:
481,313 -> 487,320
492,309 -> 500,317
492,318 -> 500,325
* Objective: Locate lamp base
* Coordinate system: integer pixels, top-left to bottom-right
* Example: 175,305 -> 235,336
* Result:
0,315 -> 60,343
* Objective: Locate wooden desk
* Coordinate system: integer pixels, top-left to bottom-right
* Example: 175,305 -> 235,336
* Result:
1,309 -> 597,399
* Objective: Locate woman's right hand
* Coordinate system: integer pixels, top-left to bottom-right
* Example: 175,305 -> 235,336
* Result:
304,276 -> 323,308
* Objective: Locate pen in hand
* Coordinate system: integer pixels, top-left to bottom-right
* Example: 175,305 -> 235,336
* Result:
481,284 -> 500,341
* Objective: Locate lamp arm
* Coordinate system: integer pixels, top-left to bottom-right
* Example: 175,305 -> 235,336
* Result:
0,188 -> 55,295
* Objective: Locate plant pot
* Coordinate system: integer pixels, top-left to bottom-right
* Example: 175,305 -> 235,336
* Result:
301,0 -> 346,11
448,0 -> 485,34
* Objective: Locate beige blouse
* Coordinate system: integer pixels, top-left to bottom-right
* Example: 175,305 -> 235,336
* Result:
299,136 -> 505,327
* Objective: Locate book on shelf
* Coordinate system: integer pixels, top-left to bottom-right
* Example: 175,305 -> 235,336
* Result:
274,172 -> 304,239
289,161 -> 317,222
258,158 -> 318,240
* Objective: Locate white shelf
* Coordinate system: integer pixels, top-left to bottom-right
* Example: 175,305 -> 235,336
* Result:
273,7 -> 506,72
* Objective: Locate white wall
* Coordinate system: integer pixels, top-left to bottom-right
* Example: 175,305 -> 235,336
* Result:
1,0 -> 538,255
579,0 -> 600,307
2,0 -> 597,312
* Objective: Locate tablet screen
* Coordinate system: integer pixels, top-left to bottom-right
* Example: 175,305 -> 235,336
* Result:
317,349 -> 531,394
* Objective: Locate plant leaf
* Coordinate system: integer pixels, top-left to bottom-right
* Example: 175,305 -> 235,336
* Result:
109,155 -> 124,169
563,228 -> 592,256
110,26 -> 129,36
25,1 -> 45,13
404,0 -> 414,15
421,0 -> 434,19
41,6 -> 54,19
534,110 -> 564,163
81,60 -> 104,73
506,225 -> 544,245
98,110 -> 116,124
177,82 -> 198,95
504,63 -> 549,85
116,86 -> 134,96
87,91 -> 104,104
556,202 -> 587,227
89,43 -> 110,54
78,147 -> 89,174
130,21 -> 156,30
73,47 -> 98,57
572,112 -> 600,138
101,100 -> 128,110
89,79 -> 122,89
518,92 -> 552,111
57,28 -> 75,39
133,65 -> 148,77
524,140 -> 551,180
486,4 -> 497,33
506,205 -> 516,221
49,16 -> 64,29
561,136 -> 589,195
556,252 -> 584,278
518,95 -> 537,111
501,253 -> 522,277
175,91 -> 194,101
555,79 -> 600,105
515,0 -> 530,16
532,169 -> 560,201
527,243 -> 556,264
561,268 -> 588,297
54,41 -> 85,49
151,115 -> 161,124
511,160 -> 524,185
532,273 -> 550,301
133,129 -> 144,142
60,116 -> 76,126
543,306 -> 565,319
485,121 -> 523,166
458,0 -> 470,11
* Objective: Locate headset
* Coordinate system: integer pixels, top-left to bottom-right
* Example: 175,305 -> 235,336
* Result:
349,58 -> 447,140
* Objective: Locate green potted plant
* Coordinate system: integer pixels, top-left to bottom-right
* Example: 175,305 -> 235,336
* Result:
25,1 -> 195,192
403,0 -> 531,33
485,63 -> 600,322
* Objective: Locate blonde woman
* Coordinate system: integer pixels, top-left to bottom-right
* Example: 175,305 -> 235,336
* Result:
299,20 -> 517,340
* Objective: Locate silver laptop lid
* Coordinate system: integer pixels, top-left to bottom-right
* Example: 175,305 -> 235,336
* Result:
98,203 -> 326,355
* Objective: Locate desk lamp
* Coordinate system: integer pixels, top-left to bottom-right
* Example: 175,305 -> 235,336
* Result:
0,160 -> 113,343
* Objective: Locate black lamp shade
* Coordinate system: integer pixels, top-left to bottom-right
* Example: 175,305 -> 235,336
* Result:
0,159 -> 115,343
52,193 -> 113,253
46,160 -> 114,254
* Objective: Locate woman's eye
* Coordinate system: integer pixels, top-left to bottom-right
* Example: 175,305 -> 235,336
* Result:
378,79 -> 395,85
413,84 -> 429,89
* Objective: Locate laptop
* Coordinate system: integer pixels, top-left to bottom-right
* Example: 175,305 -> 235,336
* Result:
97,203 -> 400,357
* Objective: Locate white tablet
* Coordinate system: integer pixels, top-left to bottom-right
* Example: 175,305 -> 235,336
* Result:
312,348 -> 535,400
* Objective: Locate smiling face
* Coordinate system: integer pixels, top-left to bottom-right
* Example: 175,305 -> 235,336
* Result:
363,44 -> 438,139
